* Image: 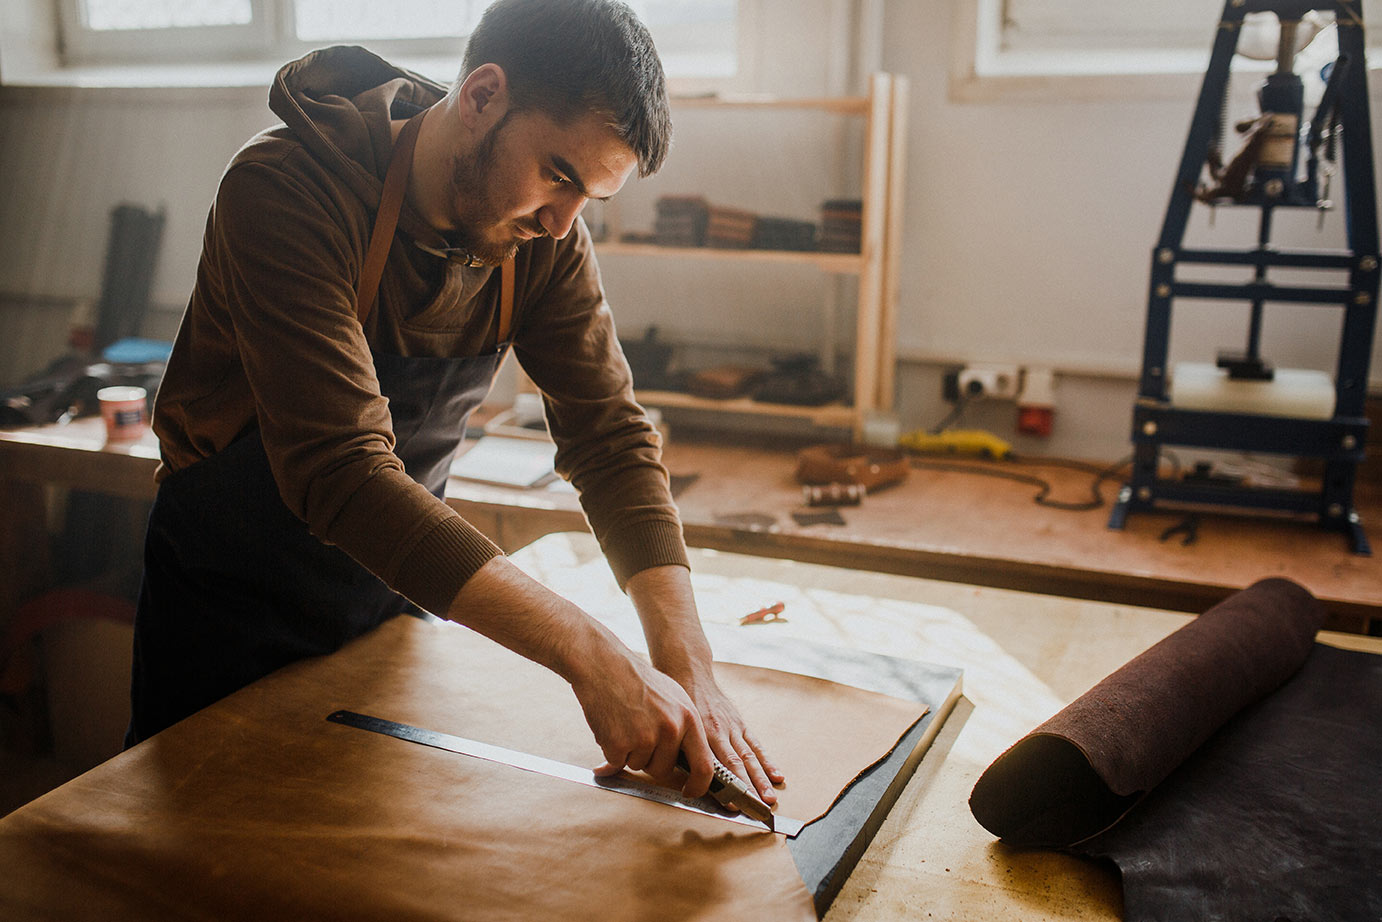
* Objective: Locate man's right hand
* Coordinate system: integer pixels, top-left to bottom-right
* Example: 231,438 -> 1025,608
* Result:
576,646 -> 715,796
445,556 -> 716,797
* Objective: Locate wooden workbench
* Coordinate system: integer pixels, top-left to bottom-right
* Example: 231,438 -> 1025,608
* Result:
3,417 -> 1376,632
3,531 -> 1377,920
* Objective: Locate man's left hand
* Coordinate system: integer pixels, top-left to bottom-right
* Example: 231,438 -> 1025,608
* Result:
624,564 -> 785,804
675,664 -> 785,805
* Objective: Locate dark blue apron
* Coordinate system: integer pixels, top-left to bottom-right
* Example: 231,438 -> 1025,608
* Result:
127,111 -> 514,744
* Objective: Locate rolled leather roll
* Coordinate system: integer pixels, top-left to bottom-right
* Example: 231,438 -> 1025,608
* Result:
969,577 -> 1323,847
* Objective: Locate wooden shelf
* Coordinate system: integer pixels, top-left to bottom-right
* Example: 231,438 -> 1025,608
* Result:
595,241 -> 863,273
601,74 -> 908,441
669,94 -> 869,115
633,390 -> 856,427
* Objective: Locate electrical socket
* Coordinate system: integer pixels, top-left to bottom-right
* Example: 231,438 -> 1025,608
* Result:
957,363 -> 1022,401
941,367 -> 963,403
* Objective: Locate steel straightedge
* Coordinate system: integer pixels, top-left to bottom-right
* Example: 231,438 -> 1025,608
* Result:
325,710 -> 804,836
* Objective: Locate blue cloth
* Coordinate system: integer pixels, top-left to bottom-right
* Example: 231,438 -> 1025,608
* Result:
101,337 -> 174,365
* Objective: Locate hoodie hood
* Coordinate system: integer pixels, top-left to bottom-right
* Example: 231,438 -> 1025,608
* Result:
268,46 -> 450,224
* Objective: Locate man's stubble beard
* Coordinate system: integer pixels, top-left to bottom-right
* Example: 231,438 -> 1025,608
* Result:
447,113 -> 524,267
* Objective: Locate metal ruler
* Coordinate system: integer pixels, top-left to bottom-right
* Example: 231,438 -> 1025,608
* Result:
326,710 -> 804,837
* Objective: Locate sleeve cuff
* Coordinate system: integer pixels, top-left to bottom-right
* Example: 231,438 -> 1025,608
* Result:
392,514 -> 504,616
601,518 -> 690,589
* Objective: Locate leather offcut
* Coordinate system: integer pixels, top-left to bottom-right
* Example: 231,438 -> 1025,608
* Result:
794,443 -> 910,491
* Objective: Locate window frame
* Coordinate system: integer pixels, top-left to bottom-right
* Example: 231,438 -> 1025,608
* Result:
950,0 -> 1382,104
56,0 -> 276,63
996,0 -> 1220,57
52,0 -> 753,90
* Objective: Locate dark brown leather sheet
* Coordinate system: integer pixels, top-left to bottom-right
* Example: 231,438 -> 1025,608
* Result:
969,577 -> 1382,922
0,614 -> 928,921
969,577 -> 1322,847
1080,641 -> 1382,922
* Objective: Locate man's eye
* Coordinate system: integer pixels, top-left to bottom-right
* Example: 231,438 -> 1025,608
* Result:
551,172 -> 570,185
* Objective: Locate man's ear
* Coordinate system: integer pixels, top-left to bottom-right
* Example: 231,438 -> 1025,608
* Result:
456,63 -> 509,131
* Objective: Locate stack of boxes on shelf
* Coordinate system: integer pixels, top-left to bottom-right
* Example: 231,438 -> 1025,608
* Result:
653,195 -> 709,246
705,206 -> 757,249
751,217 -> 818,251
642,196 -> 858,253
818,199 -> 863,253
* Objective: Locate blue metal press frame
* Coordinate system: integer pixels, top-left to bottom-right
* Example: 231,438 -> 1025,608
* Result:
1109,0 -> 1379,554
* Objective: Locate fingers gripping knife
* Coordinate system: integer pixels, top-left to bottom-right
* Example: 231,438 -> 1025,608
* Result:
676,751 -> 775,830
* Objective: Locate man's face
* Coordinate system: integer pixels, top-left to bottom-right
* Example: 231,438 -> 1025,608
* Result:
444,108 -> 638,265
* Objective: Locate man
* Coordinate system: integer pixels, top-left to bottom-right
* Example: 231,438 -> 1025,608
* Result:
128,0 -> 783,807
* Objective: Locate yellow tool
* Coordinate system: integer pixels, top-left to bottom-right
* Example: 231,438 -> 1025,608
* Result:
899,428 -> 1013,459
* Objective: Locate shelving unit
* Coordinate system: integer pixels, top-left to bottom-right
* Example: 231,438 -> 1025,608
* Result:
594,241 -> 864,273
595,74 -> 909,441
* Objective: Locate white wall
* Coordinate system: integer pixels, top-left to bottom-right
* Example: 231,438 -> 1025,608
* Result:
1,0 -> 1379,462
0,88 -> 272,308
883,0 -> 1382,458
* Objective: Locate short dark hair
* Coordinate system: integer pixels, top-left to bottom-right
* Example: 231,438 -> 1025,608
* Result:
462,0 -> 672,177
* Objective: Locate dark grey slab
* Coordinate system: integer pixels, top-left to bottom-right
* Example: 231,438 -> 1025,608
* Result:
703,627 -> 965,917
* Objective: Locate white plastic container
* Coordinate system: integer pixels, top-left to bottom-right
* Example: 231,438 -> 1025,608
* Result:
97,385 -> 148,441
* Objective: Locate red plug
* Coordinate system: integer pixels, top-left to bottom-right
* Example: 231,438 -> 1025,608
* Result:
1016,368 -> 1055,438
1017,405 -> 1054,437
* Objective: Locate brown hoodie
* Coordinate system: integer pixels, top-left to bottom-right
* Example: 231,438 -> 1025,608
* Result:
152,46 -> 688,615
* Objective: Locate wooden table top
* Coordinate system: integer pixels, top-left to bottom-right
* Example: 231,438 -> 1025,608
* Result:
512,534 -> 1382,921
660,441 -> 1382,629
436,433 -> 1382,630
6,531 -> 1376,920
2,417 -> 1378,630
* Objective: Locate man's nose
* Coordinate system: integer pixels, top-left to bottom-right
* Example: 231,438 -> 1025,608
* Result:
537,196 -> 587,240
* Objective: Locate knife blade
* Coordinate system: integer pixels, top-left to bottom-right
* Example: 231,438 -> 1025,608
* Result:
675,751 -> 775,830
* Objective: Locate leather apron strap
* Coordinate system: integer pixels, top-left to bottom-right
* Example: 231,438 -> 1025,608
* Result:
356,110 -> 515,344
356,112 -> 422,327
499,257 -> 515,344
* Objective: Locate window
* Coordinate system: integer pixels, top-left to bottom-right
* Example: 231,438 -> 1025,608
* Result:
998,0 -> 1221,57
995,0 -> 1365,62
293,0 -> 480,42
56,0 -> 740,79
956,0 -> 1379,102
81,0 -> 254,30
627,0 -> 738,79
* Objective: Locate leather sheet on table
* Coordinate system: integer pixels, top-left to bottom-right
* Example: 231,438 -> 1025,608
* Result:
1080,642 -> 1382,922
0,614 -> 928,921
969,577 -> 1382,922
